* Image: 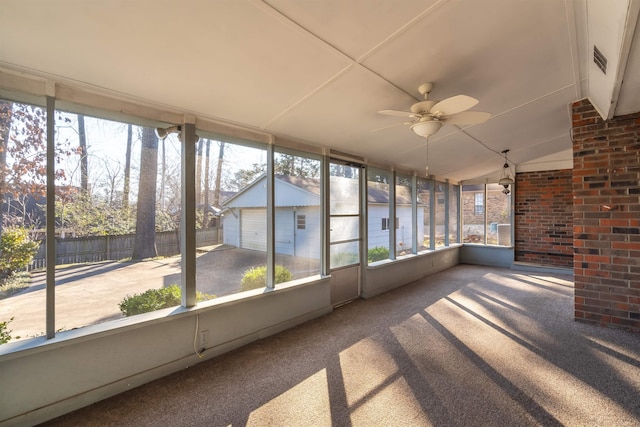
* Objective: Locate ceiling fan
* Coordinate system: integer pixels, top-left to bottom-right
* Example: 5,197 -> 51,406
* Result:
376,82 -> 491,138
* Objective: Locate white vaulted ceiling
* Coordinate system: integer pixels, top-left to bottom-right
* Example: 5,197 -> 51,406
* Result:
1,0 -> 639,182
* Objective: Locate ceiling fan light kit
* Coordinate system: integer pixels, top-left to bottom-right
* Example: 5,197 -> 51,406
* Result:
410,119 -> 443,137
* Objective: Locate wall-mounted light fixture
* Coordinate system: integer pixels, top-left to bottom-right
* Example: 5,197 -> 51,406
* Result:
155,125 -> 200,143
498,149 -> 514,195
154,125 -> 181,139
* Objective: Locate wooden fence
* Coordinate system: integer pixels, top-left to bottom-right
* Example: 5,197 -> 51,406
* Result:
29,227 -> 221,270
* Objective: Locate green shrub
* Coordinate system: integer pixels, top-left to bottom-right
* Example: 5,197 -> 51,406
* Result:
119,284 -> 216,317
0,228 -> 40,280
0,317 -> 19,344
0,272 -> 30,300
241,265 -> 292,291
368,246 -> 389,263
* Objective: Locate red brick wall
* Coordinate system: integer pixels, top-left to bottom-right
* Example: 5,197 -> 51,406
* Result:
514,170 -> 573,267
572,99 -> 640,331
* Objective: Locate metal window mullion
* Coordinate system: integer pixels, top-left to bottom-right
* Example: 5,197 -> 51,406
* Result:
456,185 -> 461,243
429,179 -> 435,250
389,171 -> 396,260
332,237 -> 360,245
266,142 -> 275,289
46,95 -> 55,339
444,181 -> 450,246
359,165 -> 366,280
510,181 -> 515,247
321,155 -> 329,276
411,174 -> 417,254
181,123 -> 197,307
483,184 -> 488,245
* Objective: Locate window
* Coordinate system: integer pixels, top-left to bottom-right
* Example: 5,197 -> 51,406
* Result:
197,140 -> 267,295
434,182 -> 446,248
474,193 -> 484,215
381,217 -> 399,231
274,150 -> 321,280
449,184 -> 460,244
55,110 -> 185,327
462,183 -> 512,246
417,178 -> 432,251
463,185 -> 485,243
330,162 -> 360,269
0,98 -> 48,340
296,214 -> 306,230
486,183 -> 511,246
368,168 -> 391,263
396,175 -> 413,255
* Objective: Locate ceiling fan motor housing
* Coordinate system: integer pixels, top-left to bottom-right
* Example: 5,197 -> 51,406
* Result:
411,100 -> 437,114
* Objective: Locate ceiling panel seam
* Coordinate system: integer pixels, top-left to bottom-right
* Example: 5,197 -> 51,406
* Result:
487,83 -> 578,121
353,0 -> 448,65
253,0 -> 427,129
564,0 -> 584,100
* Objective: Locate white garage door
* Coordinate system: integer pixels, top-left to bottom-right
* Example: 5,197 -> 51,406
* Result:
241,208 -> 266,251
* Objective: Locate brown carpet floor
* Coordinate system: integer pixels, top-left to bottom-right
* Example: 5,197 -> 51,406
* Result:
42,265 -> 640,426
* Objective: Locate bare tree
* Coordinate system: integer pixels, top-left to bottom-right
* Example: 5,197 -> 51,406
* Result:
77,114 -> 89,194
0,101 -> 10,232
213,141 -> 225,207
132,127 -> 158,260
0,101 -> 73,231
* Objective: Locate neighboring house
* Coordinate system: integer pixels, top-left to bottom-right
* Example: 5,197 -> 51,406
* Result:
221,174 -> 424,259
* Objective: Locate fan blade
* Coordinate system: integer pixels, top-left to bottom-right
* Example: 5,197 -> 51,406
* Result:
430,95 -> 478,117
378,109 -> 415,117
441,111 -> 491,126
371,121 -> 410,132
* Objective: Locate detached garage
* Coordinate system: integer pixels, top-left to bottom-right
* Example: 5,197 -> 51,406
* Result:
222,174 -> 422,258
222,175 -> 321,259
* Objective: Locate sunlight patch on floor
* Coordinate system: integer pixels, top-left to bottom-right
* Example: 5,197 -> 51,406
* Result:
246,368 -> 331,427
349,376 -> 430,427
339,337 -> 400,407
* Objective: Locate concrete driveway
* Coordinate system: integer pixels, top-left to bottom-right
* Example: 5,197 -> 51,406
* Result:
0,246 -> 319,342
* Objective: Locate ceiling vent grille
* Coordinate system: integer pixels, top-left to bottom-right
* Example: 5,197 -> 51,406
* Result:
593,45 -> 607,74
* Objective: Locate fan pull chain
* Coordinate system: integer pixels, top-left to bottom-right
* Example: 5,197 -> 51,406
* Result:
425,139 -> 430,175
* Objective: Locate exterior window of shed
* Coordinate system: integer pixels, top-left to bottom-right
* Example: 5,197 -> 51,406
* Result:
296,214 -> 306,230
